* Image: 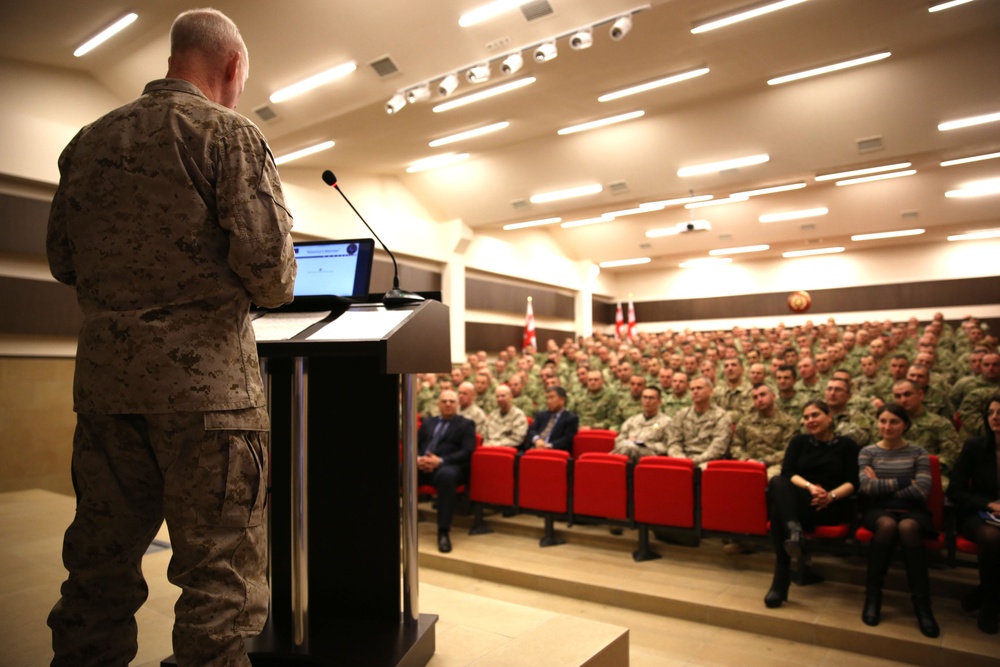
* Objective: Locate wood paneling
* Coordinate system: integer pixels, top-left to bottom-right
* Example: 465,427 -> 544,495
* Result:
465,277 -> 574,319
465,322 -> 575,356
371,257 -> 441,294
0,277 -> 81,336
0,192 -> 50,255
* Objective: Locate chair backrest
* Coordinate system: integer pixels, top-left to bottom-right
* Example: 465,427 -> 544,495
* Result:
469,447 -> 517,506
518,448 -> 570,514
475,433 -> 484,448
572,429 -> 617,458
572,452 -> 629,520
633,457 -> 696,528
700,459 -> 768,536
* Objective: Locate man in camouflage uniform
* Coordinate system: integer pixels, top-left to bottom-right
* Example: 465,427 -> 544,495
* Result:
45,9 -> 297,666
473,371 -> 498,414
575,370 -> 623,430
713,357 -> 753,425
907,363 -> 953,422
482,385 -> 528,448
417,373 -> 441,418
891,379 -> 961,481
794,356 -> 823,402
666,377 -> 732,467
617,374 -> 647,423
662,371 -> 694,417
950,347 -> 988,411
958,353 -> 1000,439
457,381 -> 488,433
612,387 -> 672,463
731,384 -> 799,479
824,378 -> 873,447
775,365 -> 806,419
508,372 -> 536,417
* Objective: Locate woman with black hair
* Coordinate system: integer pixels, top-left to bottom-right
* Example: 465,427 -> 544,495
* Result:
948,394 -> 1000,634
858,402 -> 939,637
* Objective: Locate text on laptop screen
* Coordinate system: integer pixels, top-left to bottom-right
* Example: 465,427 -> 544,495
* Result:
292,239 -> 374,300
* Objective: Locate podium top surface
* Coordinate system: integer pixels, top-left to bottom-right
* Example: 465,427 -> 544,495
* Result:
254,299 -> 451,374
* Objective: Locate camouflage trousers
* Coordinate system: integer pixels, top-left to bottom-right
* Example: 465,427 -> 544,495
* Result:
48,408 -> 270,667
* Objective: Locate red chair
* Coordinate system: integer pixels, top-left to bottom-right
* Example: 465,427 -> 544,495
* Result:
572,429 -> 617,459
572,452 -> 629,525
700,460 -> 768,537
467,447 -> 518,535
518,448 -> 571,546
855,455 -> 946,551
632,457 -> 698,560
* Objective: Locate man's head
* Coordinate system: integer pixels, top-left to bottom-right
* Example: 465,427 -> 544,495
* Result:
671,372 -> 689,397
892,379 -> 924,416
474,372 -> 491,395
629,374 -> 646,399
545,386 -> 568,412
888,354 -> 910,380
437,389 -> 458,419
797,357 -> 817,381
168,9 -> 249,110
751,383 -> 776,415
748,363 -> 766,387
906,364 -> 930,390
775,365 -> 797,392
683,355 -> 699,375
586,370 -> 605,394
814,351 -> 832,374
495,384 -> 513,412
689,377 -> 713,409
616,361 -> 633,382
860,355 -> 877,378
869,338 -> 887,359
508,373 -> 525,396
457,382 -> 475,408
982,353 -> 1000,382
641,386 -> 662,417
723,358 -> 744,384
824,378 -> 851,411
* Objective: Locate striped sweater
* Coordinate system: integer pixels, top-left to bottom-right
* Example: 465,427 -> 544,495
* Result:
858,442 -> 931,508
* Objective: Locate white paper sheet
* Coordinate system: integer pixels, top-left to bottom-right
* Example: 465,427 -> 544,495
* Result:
252,311 -> 331,341
307,306 -> 411,341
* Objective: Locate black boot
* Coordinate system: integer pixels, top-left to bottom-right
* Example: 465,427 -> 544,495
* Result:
862,542 -> 892,626
902,546 -> 940,638
765,552 -> 791,609
783,521 -> 803,559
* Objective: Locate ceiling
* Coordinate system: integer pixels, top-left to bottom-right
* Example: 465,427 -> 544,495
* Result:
3,0 -> 1000,272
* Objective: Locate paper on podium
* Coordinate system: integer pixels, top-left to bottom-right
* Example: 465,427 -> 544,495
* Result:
252,311 -> 331,341
307,305 -> 411,341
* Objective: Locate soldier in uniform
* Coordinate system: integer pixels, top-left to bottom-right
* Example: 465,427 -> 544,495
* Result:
958,353 -> 1000,439
612,387 -> 672,463
713,357 -> 753,425
508,372 -> 536,417
732,384 -> 800,480
891,380 -> 961,480
45,9 -> 297,666
617,374 -> 647,423
824,378 -> 873,447
575,370 -> 623,430
473,371 -> 498,414
950,347 -> 988,411
907,364 -> 954,422
416,373 -> 441,418
775,365 -> 805,419
482,385 -> 529,448
794,357 -> 823,402
457,381 -> 488,433
662,372 -> 694,417
666,377 -> 732,466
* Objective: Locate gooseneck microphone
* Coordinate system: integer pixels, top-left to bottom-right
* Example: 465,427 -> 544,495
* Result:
321,170 -> 424,308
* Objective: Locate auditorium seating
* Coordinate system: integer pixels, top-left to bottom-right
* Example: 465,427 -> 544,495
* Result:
571,452 -> 629,529
631,457 -> 698,561
700,460 -> 769,538
517,448 -> 571,547
854,455 -> 945,551
467,446 -> 518,535
572,429 -> 617,458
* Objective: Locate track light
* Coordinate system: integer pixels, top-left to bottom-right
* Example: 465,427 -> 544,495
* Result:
385,93 -> 406,115
406,85 -> 431,104
438,74 -> 459,97
466,63 -> 491,84
533,41 -> 558,63
569,28 -> 593,50
500,52 -> 523,75
610,15 -> 632,40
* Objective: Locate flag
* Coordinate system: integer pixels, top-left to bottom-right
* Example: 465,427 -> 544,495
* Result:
614,302 -> 624,340
627,297 -> 636,343
522,297 -> 536,352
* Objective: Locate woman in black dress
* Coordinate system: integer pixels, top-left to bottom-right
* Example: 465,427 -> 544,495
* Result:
948,394 -> 1000,634
764,400 -> 858,608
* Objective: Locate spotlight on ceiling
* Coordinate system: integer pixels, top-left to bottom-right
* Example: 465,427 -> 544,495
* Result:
500,52 -> 524,75
533,41 -> 558,63
438,73 -> 459,97
466,63 -> 491,84
569,28 -> 593,50
610,15 -> 632,40
406,84 -> 431,104
385,93 -> 406,115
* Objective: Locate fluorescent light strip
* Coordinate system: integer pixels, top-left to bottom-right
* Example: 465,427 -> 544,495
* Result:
429,121 -> 510,147
678,153 -> 769,177
530,184 -> 602,204
433,77 -> 535,113
561,215 -> 616,229
851,228 -> 925,241
459,0 -> 531,27
708,245 -> 769,256
598,68 -> 710,102
731,182 -> 806,198
691,0 -> 809,34
600,257 -> 651,268
815,162 -> 911,181
502,217 -> 562,231
938,111 -> 1000,132
759,207 -> 828,223
679,257 -> 733,269
945,178 -> 1000,197
558,111 -> 645,136
686,195 -> 749,209
767,52 -> 891,86
74,13 -> 138,57
603,203 -> 664,217
270,62 -> 358,103
835,170 -> 916,186
947,228 -> 1000,241
782,247 -> 845,258
274,141 -> 335,165
940,151 -> 1000,167
642,194 -> 713,207
405,153 -> 470,173
929,0 -> 978,13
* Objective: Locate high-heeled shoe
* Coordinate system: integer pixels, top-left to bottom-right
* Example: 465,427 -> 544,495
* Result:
912,596 -> 940,638
862,590 -> 882,626
764,586 -> 788,609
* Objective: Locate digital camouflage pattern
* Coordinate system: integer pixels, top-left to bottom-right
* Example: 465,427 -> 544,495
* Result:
731,409 -> 800,479
666,404 -> 733,465
573,387 -> 623,430
483,406 -> 529,448
612,412 -> 672,463
906,409 -> 962,477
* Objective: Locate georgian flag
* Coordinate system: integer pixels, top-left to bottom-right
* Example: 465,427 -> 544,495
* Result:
627,297 -> 636,343
614,302 -> 624,340
523,297 -> 537,352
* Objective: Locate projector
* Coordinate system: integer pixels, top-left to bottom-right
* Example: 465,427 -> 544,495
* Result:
677,220 -> 712,233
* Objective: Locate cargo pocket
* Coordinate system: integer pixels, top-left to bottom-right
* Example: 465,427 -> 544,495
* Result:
202,406 -> 270,527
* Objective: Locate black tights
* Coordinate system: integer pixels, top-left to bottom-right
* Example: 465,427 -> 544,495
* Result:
871,515 -> 922,548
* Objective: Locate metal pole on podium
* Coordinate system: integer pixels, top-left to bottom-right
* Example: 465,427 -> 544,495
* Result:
291,357 -> 309,646
401,373 -> 419,624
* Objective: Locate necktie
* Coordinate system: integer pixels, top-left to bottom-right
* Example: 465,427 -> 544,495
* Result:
538,411 -> 560,444
426,420 -> 448,455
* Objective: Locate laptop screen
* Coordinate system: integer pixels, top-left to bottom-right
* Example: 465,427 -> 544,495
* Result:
292,238 -> 375,301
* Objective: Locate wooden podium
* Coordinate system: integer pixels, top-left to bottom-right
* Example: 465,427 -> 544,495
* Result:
242,300 -> 449,666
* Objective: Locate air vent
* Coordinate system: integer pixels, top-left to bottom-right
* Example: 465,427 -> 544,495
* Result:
718,233 -> 732,241
901,210 -> 919,220
369,55 -> 400,78
800,223 -> 816,232
511,199 -> 530,210
521,0 -> 555,21
857,136 -> 883,153
608,180 -> 629,194
254,105 -> 278,122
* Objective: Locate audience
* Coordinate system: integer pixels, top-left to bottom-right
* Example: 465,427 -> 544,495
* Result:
611,386 -> 671,464
524,386 -> 579,452
666,377 -> 732,467
482,385 -> 528,448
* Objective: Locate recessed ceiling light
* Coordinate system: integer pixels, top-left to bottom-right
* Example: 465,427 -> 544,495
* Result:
815,162 -> 911,181
835,170 -> 916,186
459,0 -> 532,27
938,111 -> 1000,131
429,121 -> 510,147
274,141 -> 335,165
947,228 -> 1000,241
502,217 -> 562,231
691,0 -> 809,34
405,153 -> 470,173
598,68 -> 710,103
558,111 -> 645,136
708,245 -> 770,256
432,77 -> 535,112
679,257 -> 733,269
529,184 -> 603,204
678,154 -> 770,177
851,229 -> 925,241
767,52 -> 891,86
74,13 -> 138,57
940,151 -> 1000,167
782,247 -> 845,258
685,195 -> 750,209
270,62 -> 358,103
730,182 -> 806,198
560,215 -> 616,229
600,257 -> 652,268
759,207 -> 828,223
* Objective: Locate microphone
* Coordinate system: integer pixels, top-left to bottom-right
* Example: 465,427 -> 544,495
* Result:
321,170 -> 424,308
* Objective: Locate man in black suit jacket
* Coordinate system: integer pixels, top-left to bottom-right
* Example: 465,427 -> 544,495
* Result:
524,386 -> 579,452
418,389 -> 476,552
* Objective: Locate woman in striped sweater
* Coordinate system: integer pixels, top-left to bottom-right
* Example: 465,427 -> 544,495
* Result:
858,402 -> 939,637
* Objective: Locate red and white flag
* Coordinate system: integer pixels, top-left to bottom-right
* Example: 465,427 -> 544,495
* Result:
627,297 -> 636,343
522,297 -> 537,352
614,302 -> 624,340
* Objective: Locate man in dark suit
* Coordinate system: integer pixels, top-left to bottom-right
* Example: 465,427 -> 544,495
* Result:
524,386 -> 579,452
418,389 -> 476,553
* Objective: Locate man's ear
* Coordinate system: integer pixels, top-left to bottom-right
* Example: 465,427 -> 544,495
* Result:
225,51 -> 240,82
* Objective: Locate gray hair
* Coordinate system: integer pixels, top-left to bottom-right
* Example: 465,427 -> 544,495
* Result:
171,8 -> 245,60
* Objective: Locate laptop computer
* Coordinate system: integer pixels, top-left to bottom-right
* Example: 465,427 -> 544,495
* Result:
257,237 -> 376,314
